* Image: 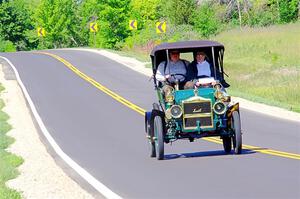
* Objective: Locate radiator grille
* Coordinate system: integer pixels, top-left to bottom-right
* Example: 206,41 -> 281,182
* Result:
183,101 -> 211,114
182,100 -> 213,129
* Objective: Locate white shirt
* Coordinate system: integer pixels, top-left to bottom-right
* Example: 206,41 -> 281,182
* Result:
156,60 -> 189,82
197,60 -> 211,77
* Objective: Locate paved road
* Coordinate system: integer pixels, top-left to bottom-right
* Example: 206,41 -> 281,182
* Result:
1,50 -> 299,199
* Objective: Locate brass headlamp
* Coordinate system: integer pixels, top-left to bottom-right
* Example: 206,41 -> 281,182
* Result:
162,85 -> 174,103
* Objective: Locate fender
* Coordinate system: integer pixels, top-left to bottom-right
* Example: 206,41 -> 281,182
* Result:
150,109 -> 166,138
227,102 -> 239,126
144,111 -> 152,133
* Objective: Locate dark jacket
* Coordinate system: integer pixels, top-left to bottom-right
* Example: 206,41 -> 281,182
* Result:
186,60 -> 230,88
186,60 -> 215,81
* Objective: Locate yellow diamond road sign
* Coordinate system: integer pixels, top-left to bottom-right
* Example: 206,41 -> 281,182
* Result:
156,21 -> 166,34
37,27 -> 45,37
129,20 -> 137,30
90,22 -> 98,32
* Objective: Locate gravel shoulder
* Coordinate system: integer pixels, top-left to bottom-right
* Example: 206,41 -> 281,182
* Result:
0,48 -> 299,199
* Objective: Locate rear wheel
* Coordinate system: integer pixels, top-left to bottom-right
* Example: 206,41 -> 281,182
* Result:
231,111 -> 242,154
222,136 -> 232,153
154,116 -> 164,160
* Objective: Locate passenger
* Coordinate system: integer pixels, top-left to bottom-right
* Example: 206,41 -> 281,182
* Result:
184,51 -> 214,89
156,50 -> 189,89
187,51 -> 212,80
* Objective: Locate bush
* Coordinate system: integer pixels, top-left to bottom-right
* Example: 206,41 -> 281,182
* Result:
192,3 -> 222,38
278,0 -> 299,23
0,37 -> 16,52
247,3 -> 279,26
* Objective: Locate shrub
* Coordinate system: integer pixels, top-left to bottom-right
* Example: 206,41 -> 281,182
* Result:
192,3 -> 222,38
0,37 -> 16,52
278,0 -> 299,23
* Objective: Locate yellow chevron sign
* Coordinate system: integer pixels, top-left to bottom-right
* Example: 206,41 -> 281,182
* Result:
90,22 -> 98,32
37,28 -> 45,37
129,20 -> 137,30
156,21 -> 166,33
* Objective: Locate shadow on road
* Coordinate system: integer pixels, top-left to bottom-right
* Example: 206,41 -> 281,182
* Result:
164,149 -> 256,160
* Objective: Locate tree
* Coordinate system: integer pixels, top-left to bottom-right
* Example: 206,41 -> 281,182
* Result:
35,0 -> 83,48
0,0 -> 36,50
78,0 -> 100,46
130,0 -> 161,29
161,0 -> 196,26
95,0 -> 131,48
192,2 -> 221,38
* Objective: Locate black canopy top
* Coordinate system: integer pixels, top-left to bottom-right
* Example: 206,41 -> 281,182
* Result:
150,40 -> 224,56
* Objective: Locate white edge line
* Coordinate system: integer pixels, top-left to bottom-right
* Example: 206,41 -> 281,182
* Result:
0,55 -> 123,199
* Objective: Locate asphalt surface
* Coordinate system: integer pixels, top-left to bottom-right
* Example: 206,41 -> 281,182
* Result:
1,50 -> 299,199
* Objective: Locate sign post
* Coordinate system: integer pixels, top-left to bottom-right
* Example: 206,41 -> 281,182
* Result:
37,27 -> 46,47
90,22 -> 98,47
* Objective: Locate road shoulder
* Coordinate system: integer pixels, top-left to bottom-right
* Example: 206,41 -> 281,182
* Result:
0,62 -> 95,199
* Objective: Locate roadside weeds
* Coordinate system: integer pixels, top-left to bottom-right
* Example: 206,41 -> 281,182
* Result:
0,84 -> 23,199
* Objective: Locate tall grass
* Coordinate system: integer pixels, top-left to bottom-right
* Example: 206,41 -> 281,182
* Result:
214,22 -> 300,112
0,84 -> 23,199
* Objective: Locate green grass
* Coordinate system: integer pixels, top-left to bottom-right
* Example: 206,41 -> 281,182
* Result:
0,84 -> 23,199
214,22 -> 300,112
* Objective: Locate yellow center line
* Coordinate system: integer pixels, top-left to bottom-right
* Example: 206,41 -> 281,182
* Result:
36,51 -> 145,115
36,51 -> 300,161
207,137 -> 300,160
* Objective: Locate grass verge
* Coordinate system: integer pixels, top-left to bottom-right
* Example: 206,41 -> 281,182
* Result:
0,84 -> 23,199
214,22 -> 300,112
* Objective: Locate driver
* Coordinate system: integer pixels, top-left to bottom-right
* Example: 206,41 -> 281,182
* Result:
155,50 -> 189,88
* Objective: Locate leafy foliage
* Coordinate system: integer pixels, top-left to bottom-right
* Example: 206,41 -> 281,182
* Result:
77,0 -> 100,46
35,0 -> 83,49
95,0 -> 131,49
161,0 -> 196,25
0,0 -> 36,50
192,2 -> 222,38
0,0 -> 299,51
0,36 -> 16,52
130,0 -> 161,29
277,0 -> 299,23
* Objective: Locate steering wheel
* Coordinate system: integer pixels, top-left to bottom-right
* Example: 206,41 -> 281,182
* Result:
166,74 -> 186,83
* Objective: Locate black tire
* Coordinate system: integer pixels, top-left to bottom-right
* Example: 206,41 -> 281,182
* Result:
153,103 -> 160,110
154,116 -> 164,160
146,120 -> 156,158
222,136 -> 232,153
231,111 -> 242,154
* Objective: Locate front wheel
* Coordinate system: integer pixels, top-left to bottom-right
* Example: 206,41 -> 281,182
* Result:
222,136 -> 232,153
154,116 -> 164,160
146,119 -> 156,157
231,111 -> 242,154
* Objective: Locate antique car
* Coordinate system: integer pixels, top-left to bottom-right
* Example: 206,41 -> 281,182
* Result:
145,40 -> 242,160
